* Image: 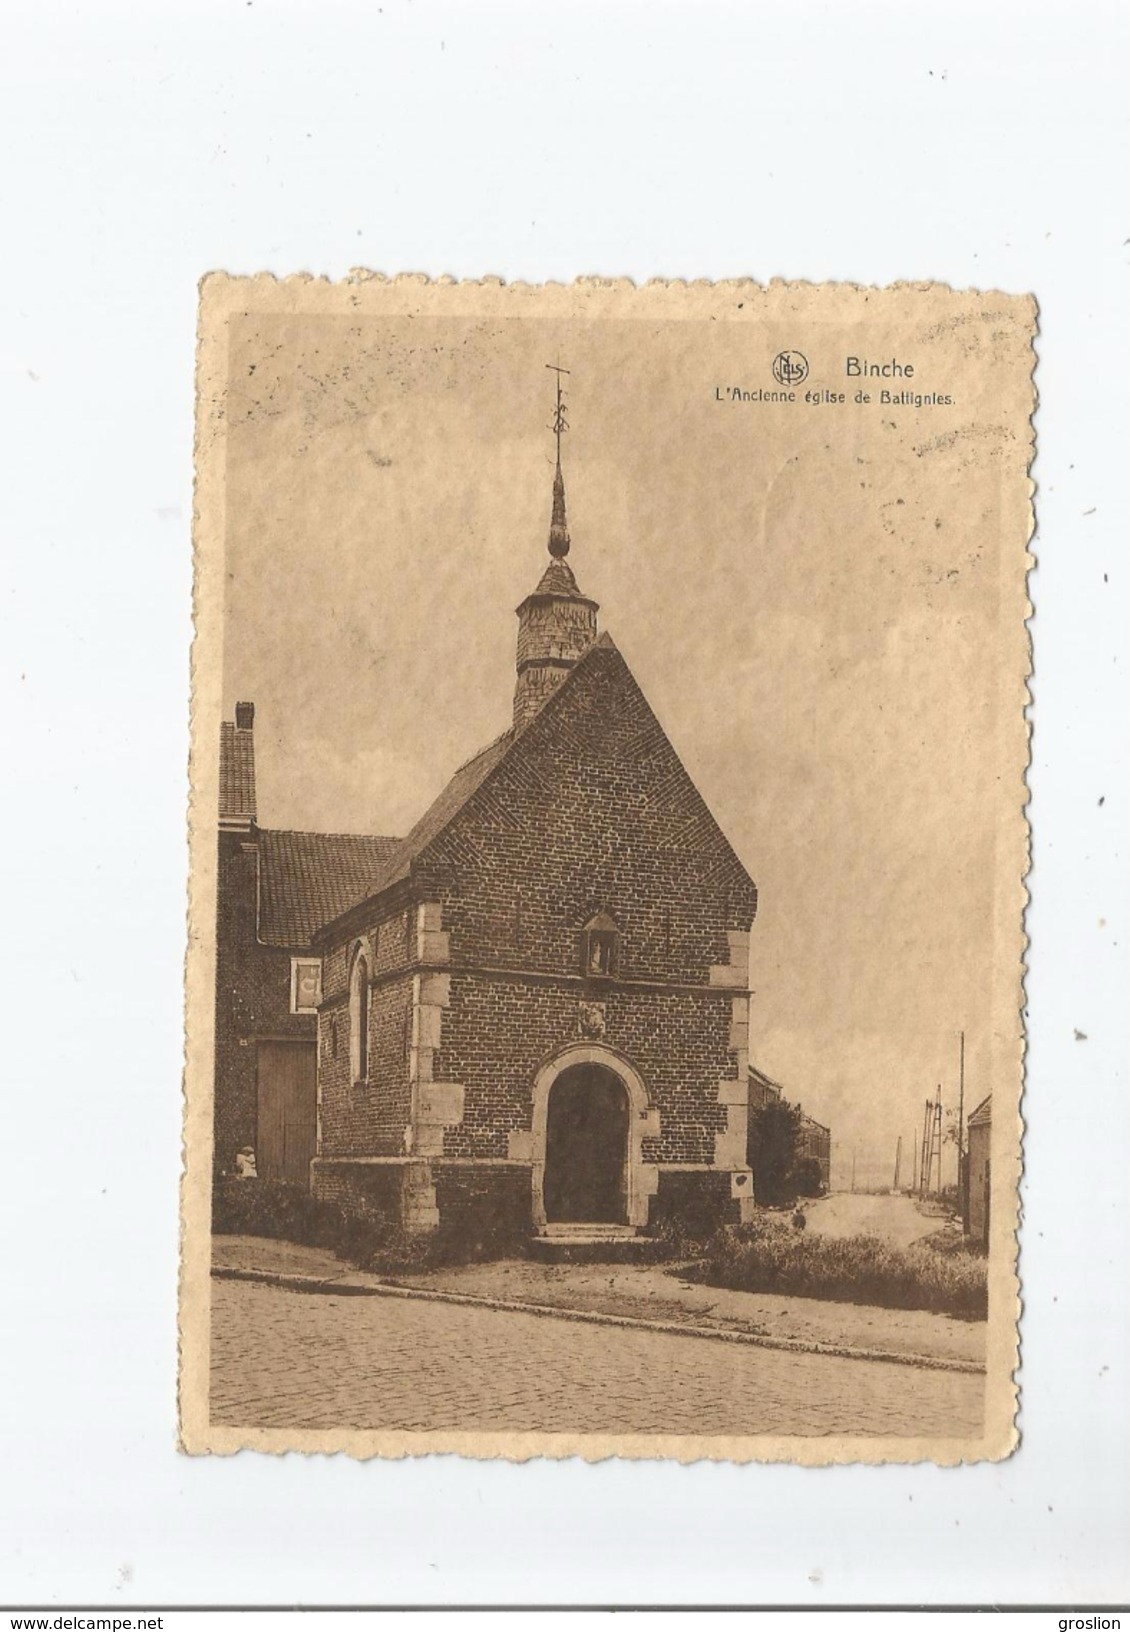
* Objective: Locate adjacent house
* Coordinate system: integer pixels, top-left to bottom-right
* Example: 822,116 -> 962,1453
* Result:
963,1093 -> 992,1250
214,711 -> 396,1182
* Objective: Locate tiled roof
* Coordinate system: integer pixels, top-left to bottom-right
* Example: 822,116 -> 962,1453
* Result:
313,630 -> 736,941
341,729 -> 517,908
317,644 -> 627,930
258,829 -> 401,947
219,722 -> 257,821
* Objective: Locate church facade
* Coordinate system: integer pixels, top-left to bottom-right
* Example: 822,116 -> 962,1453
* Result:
307,455 -> 760,1242
216,445 -> 760,1243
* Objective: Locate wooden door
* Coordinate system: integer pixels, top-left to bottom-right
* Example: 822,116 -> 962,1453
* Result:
256,1041 -> 317,1185
544,1064 -> 629,1223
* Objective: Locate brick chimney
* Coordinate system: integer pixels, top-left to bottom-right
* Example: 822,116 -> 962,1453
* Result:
219,701 -> 257,832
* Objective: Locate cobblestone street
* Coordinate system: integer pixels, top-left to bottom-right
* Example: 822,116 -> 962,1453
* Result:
210,1279 -> 984,1437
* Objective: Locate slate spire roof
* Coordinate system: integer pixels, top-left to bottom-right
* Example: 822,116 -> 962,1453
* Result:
547,460 -> 571,559
526,555 -> 590,601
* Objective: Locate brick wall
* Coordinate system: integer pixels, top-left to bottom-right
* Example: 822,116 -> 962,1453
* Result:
435,973 -> 733,1164
310,1158 -> 409,1224
317,971 -> 414,1156
321,906 -> 413,999
432,1163 -> 531,1249
650,1169 -> 742,1237
417,642 -> 756,985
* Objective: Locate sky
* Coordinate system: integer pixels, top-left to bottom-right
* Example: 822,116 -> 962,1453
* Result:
218,294 -> 1031,1189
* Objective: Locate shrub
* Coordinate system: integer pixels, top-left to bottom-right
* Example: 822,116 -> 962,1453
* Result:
213,1177 -> 347,1250
791,1156 -> 825,1198
748,1098 -> 802,1207
687,1221 -> 987,1320
212,1177 -> 527,1275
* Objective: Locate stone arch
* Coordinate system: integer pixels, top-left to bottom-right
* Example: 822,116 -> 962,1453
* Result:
530,1043 -> 659,1229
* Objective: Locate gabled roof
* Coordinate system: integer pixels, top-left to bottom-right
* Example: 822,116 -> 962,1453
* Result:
967,1094 -> 992,1128
340,728 -> 518,910
315,629 -> 755,940
748,1063 -> 785,1103
313,642 -> 607,938
257,829 -> 400,947
219,722 -> 256,823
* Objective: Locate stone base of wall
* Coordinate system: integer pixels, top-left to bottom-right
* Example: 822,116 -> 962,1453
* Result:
647,1168 -> 744,1239
310,1158 -> 413,1226
313,1157 -> 748,1247
432,1163 -> 532,1253
312,1156 -> 533,1248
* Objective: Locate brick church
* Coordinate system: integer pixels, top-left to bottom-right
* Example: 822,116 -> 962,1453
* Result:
215,431 -> 761,1243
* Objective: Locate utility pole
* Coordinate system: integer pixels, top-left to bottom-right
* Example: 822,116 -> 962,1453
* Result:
912,1130 -> 918,1193
923,1088 -> 943,1200
893,1135 -> 903,1192
851,1147 -> 857,1193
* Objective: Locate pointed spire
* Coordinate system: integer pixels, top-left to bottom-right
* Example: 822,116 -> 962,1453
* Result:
546,361 -> 571,559
548,461 -> 570,559
513,364 -> 599,729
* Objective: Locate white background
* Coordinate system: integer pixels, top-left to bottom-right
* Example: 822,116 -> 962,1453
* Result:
2,0 -> 1127,1609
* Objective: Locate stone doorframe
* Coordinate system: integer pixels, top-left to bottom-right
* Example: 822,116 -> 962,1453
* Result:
522,1042 -> 660,1230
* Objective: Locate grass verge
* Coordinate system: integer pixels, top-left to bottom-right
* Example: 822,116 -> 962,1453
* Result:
685,1221 -> 987,1320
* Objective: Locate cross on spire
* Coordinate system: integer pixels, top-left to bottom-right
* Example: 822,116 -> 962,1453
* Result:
545,361 -> 571,558
546,360 -> 570,468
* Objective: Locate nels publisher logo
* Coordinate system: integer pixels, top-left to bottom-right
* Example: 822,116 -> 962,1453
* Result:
772,350 -> 809,387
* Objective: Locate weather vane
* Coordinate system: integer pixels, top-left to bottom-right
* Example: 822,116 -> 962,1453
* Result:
546,360 -> 570,468
544,361 -> 571,558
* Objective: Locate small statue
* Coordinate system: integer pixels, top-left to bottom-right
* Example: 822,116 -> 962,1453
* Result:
578,1001 -> 607,1039
234,1146 -> 258,1180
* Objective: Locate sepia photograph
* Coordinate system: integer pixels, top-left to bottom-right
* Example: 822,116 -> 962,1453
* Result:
180,275 -> 1033,1463
7,0 -> 1130,1609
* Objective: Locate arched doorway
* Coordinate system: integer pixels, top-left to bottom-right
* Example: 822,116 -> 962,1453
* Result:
543,1063 -> 629,1224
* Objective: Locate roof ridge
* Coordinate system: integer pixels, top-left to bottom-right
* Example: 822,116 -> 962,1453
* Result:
311,632 -> 697,941
445,727 -> 516,779
262,826 -> 401,843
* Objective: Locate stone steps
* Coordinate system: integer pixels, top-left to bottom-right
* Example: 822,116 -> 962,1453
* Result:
529,1225 -> 668,1264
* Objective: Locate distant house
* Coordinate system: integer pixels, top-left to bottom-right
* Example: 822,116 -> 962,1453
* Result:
747,1064 -> 831,1195
747,1064 -> 784,1110
214,706 -> 397,1182
963,1094 -> 992,1249
796,1112 -> 832,1193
